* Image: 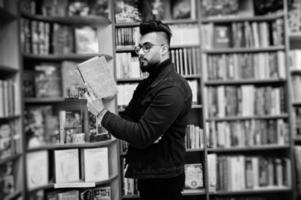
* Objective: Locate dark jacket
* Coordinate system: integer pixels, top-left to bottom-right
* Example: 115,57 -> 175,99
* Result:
102,59 -> 192,179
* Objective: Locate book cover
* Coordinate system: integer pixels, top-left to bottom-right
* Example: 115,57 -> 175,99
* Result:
80,189 -> 93,200
185,163 -> 203,189
26,151 -> 49,189
54,149 -> 80,183
0,162 -> 14,198
34,63 -> 62,98
58,190 -> 79,200
213,25 -> 231,48
23,70 -> 35,97
61,61 -> 85,98
93,186 -> 111,200
83,147 -> 109,182
171,0 -> 195,19
114,0 -> 141,23
200,0 -> 239,18
75,26 -> 98,54
77,56 -> 117,99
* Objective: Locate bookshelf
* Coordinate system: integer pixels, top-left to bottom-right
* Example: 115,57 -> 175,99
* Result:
113,0 -> 204,199
201,1 -> 293,200
0,0 -> 23,199
19,0 -> 120,199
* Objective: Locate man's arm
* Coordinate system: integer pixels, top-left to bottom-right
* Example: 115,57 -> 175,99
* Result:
101,85 -> 184,149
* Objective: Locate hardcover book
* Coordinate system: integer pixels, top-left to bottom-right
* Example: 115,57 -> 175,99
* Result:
54,149 -> 80,183
93,186 -> 111,200
34,63 -> 62,98
82,147 -> 109,182
185,163 -> 203,189
26,151 -> 49,189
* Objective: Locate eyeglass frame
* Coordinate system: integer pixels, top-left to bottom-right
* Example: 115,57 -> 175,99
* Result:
134,42 -> 165,54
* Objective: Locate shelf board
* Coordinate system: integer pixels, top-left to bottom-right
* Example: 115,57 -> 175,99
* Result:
24,97 -> 65,104
290,69 -> 301,74
21,13 -> 111,25
122,194 -> 140,199
3,190 -> 22,200
23,53 -> 112,61
0,115 -> 20,123
53,174 -> 118,189
186,148 -> 205,152
210,187 -> 291,196
294,138 -> 301,143
116,46 -> 135,52
170,44 -> 200,49
0,65 -> 18,78
207,145 -> 290,153
203,46 -> 285,54
192,104 -> 202,109
117,78 -> 144,83
206,114 -> 289,121
182,188 -> 206,195
116,45 -> 200,52
0,7 -> 16,22
204,79 -> 286,85
289,32 -> 301,40
27,139 -> 118,152
0,153 -> 21,165
291,102 -> 301,107
115,19 -> 198,27
201,13 -> 284,23
117,74 -> 200,83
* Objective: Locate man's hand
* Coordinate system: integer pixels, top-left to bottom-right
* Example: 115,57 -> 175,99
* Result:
84,92 -> 105,116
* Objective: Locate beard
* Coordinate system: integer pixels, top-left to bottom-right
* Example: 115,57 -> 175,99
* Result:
139,57 -> 158,73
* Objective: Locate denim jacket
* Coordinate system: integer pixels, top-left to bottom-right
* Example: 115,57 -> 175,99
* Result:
102,59 -> 192,179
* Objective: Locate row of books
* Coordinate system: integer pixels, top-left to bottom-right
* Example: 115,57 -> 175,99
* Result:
206,119 -> 289,149
25,106 -> 110,149
116,47 -> 201,79
289,50 -> 301,70
205,51 -> 286,81
116,53 -> 142,79
291,75 -> 301,101
294,146 -> 301,194
202,19 -> 284,49
206,86 -> 285,117
121,158 -> 203,195
26,148 -> 109,190
293,107 -> 301,138
115,24 -> 199,48
23,61 -> 88,99
117,80 -> 198,108
208,154 -> 291,191
0,122 -> 18,160
20,0 -> 109,18
115,27 -> 139,48
43,187 -> 111,200
171,47 -> 201,76
114,0 -> 196,23
120,125 -> 203,153
21,18 -> 98,55
288,0 -> 301,33
0,79 -> 19,118
0,162 -> 14,199
185,124 -> 204,150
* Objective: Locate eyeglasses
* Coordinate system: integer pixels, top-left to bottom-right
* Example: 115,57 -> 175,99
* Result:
134,42 -> 164,54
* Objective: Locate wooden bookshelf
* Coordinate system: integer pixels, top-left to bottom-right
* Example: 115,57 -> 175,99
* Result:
204,79 -> 286,86
203,46 -> 285,54
21,12 -> 111,25
23,53 -> 113,61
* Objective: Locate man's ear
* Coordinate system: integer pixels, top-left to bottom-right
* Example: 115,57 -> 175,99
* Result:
161,45 -> 169,56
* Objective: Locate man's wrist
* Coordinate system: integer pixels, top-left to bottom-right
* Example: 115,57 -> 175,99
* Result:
97,109 -> 108,122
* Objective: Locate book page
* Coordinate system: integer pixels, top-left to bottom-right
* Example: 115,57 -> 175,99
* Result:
77,56 -> 117,99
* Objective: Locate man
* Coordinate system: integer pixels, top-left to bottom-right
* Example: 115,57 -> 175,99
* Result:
86,20 -> 192,200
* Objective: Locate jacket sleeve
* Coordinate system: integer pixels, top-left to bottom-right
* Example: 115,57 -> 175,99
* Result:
101,85 -> 184,149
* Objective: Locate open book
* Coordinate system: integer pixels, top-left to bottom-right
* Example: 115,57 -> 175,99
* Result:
77,56 -> 117,99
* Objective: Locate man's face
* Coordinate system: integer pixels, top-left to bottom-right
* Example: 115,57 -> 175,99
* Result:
136,32 -> 163,72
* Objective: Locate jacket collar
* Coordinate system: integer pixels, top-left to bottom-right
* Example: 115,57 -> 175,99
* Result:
147,59 -> 174,88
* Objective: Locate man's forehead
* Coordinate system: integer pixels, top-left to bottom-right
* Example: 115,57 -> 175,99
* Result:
139,32 -> 158,44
